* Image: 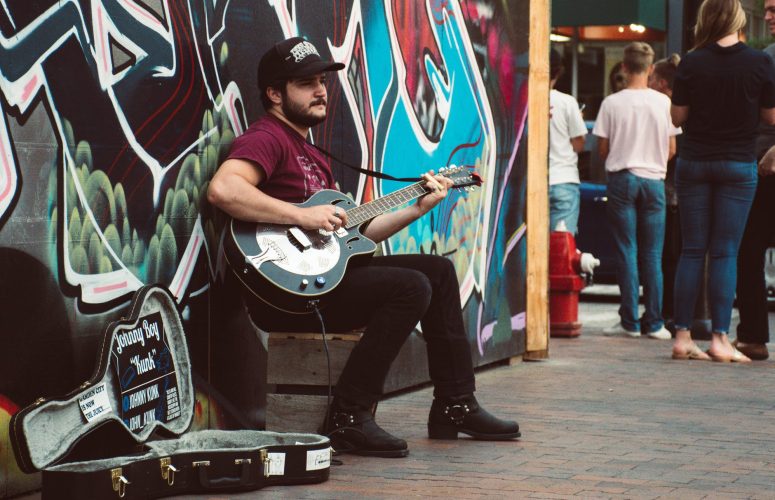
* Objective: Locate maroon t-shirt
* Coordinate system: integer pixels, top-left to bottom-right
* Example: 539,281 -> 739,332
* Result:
226,114 -> 334,203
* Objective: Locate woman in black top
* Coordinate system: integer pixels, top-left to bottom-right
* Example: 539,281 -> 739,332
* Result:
670,0 -> 775,362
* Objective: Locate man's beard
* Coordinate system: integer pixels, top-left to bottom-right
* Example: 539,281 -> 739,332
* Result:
282,98 -> 327,128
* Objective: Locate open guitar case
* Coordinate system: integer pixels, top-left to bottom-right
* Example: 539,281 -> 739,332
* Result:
9,284 -> 331,499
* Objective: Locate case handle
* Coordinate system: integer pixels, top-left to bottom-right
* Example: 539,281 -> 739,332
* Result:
192,459 -> 255,490
111,467 -> 130,498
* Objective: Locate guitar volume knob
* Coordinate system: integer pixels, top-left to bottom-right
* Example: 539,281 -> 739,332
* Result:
315,277 -> 326,288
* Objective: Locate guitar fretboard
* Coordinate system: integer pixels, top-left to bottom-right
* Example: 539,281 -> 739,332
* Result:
345,182 -> 429,228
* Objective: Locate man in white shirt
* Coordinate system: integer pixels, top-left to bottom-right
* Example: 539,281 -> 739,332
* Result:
593,42 -> 680,340
549,49 -> 587,234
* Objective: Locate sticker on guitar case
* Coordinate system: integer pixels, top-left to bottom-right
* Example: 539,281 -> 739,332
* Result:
78,382 -> 112,423
306,447 -> 331,471
267,452 -> 286,476
111,311 -> 181,432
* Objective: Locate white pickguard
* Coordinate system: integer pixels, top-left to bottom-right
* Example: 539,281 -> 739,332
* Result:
253,225 -> 342,276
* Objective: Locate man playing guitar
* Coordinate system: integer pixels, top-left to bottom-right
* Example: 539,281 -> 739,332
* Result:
207,36 -> 520,458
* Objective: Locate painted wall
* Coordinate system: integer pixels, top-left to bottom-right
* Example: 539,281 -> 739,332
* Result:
0,1 -> 529,495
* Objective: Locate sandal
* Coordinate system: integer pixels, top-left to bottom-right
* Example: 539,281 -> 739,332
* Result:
706,347 -> 751,363
672,344 -> 711,361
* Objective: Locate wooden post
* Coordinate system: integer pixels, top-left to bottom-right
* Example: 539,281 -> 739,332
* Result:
525,0 -> 550,360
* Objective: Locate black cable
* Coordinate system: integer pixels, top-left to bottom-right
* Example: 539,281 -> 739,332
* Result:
310,302 -> 333,426
309,301 -> 346,464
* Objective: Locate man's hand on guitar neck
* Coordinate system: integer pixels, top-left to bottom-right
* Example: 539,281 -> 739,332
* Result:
416,171 -> 453,215
295,203 -> 348,232
362,170 -> 452,243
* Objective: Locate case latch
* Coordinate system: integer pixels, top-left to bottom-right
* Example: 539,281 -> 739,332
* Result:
260,449 -> 271,478
111,467 -> 130,498
160,457 -> 178,486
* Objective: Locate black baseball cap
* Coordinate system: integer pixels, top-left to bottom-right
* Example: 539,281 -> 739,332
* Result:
257,37 -> 345,90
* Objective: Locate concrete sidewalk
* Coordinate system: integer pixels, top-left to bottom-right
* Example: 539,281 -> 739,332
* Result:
238,299 -> 775,499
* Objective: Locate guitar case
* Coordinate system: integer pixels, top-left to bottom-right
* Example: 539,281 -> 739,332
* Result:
9,284 -> 331,499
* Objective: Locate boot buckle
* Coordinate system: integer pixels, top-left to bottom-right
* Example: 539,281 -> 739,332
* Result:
332,411 -> 355,428
443,404 -> 470,425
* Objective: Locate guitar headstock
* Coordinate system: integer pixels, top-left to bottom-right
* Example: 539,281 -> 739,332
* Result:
439,165 -> 483,191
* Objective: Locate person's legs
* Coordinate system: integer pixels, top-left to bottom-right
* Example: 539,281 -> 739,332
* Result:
637,177 -> 666,334
371,255 -> 519,440
704,161 -> 757,361
672,158 -> 712,359
323,260 -> 435,405
248,258 -> 433,405
257,254 -> 519,447
549,183 -> 581,234
606,171 -> 640,332
248,258 -> 433,457
736,175 -> 775,353
673,159 -> 712,330
662,204 -> 681,322
379,255 -> 475,397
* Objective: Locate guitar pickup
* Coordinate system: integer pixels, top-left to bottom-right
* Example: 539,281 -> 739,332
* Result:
287,227 -> 312,251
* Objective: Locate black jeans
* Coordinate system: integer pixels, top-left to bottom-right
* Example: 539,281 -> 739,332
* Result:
247,254 -> 476,407
736,175 -> 775,344
662,204 -> 680,320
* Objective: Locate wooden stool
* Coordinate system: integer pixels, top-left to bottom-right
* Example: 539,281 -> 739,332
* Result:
265,330 -> 432,433
265,331 -> 365,432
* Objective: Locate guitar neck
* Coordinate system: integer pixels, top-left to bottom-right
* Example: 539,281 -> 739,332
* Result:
344,182 -> 429,228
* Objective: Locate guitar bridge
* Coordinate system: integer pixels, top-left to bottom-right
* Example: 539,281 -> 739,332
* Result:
245,241 -> 285,270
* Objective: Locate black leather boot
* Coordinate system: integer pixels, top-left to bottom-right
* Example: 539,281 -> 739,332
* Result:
319,398 -> 409,458
428,394 -> 520,440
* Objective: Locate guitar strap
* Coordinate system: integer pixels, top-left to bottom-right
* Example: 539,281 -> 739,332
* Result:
310,143 -> 423,183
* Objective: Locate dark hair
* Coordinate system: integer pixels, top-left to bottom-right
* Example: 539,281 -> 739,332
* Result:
550,49 -> 564,81
653,53 -> 681,89
260,81 -> 287,111
608,62 -> 627,93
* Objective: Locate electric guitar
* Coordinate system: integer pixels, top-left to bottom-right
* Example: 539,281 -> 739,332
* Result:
224,166 -> 482,313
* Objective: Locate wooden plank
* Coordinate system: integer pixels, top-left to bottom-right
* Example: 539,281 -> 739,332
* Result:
269,332 -> 363,342
266,394 -> 328,433
267,331 -> 431,391
526,0 -> 550,355
267,336 -> 358,385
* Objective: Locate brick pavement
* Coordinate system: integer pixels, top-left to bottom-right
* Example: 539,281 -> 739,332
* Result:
234,300 -> 775,500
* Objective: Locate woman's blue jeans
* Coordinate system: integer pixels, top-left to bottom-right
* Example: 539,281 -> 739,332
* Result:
674,158 -> 757,334
607,170 -> 666,333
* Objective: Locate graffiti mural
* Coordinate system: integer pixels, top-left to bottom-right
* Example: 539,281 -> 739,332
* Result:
0,0 -> 528,495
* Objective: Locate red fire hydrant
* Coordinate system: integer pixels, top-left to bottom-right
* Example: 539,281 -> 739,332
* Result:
549,228 -> 599,338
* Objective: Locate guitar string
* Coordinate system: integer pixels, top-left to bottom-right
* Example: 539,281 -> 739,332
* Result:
344,183 -> 428,228
342,168 -> 475,228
